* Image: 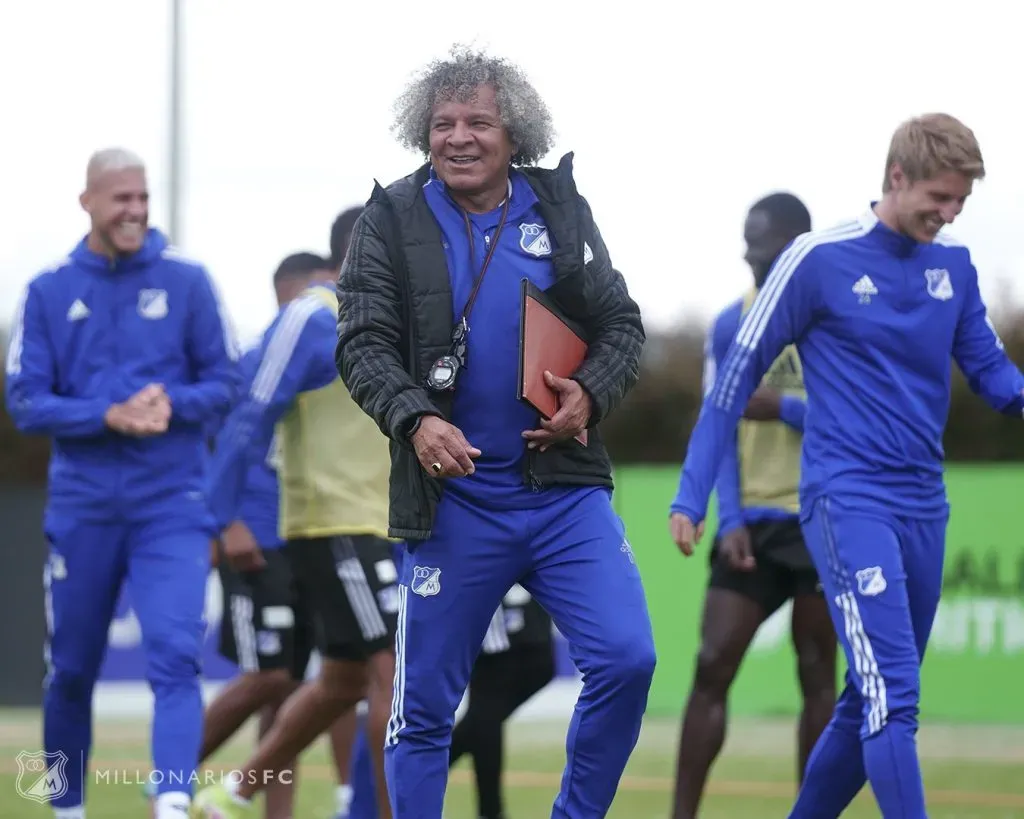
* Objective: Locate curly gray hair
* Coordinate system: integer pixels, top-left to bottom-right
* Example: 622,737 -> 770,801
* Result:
391,45 -> 555,166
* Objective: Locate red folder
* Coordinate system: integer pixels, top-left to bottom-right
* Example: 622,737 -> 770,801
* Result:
517,278 -> 590,446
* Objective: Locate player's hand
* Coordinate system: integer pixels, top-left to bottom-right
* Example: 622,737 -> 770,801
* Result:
209,539 -> 220,569
104,400 -> 168,437
411,415 -> 481,478
670,512 -> 704,557
129,383 -> 172,425
222,520 -> 265,572
743,387 -> 783,421
719,526 -> 756,571
521,371 -> 592,452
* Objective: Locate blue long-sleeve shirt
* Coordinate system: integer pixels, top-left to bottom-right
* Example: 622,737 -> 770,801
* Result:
700,298 -> 806,534
5,229 -> 239,523
212,347 -> 283,549
422,167 -> 575,510
207,287 -> 338,531
675,208 -> 1024,524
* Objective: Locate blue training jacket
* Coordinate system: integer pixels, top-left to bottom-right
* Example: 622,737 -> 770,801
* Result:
699,298 -> 806,535
674,208 -> 1024,524
5,229 -> 239,524
206,286 -> 338,533
211,346 -> 283,549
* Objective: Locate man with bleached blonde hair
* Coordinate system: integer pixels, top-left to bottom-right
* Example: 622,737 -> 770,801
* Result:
670,112 -> 1024,818
6,147 -> 238,819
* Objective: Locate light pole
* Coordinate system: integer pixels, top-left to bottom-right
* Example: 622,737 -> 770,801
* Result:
168,0 -> 184,246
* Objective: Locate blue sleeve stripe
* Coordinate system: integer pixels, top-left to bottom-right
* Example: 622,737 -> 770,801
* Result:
714,220 -> 867,411
701,319 -> 717,398
206,271 -> 242,362
250,297 -> 324,405
4,286 -> 28,377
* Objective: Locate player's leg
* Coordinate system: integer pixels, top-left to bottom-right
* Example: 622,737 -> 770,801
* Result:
42,517 -> 127,815
219,536 -> 396,814
201,554 -> 296,761
788,497 -> 925,819
671,537 -> 780,819
789,576 -> 838,779
328,709 -> 358,816
789,673 -> 867,817
903,514 -> 947,664
128,519 -> 210,818
522,488 -> 657,818
345,542 -> 408,819
264,589 -> 318,819
452,644 -> 556,819
342,535 -> 402,819
385,496 -> 522,819
346,715 -> 378,819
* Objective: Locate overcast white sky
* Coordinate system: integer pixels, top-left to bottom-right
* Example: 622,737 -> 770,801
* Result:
1,0 -> 1021,344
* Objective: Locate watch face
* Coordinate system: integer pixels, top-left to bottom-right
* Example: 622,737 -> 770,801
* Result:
427,357 -> 458,391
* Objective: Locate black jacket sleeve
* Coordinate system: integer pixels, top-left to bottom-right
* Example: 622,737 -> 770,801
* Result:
571,196 -> 646,425
336,203 -> 439,445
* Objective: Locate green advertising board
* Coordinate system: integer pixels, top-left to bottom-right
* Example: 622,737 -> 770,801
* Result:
616,464 -> 1024,723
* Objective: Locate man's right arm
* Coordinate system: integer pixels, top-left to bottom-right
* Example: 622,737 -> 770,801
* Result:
675,306 -> 744,531
673,240 -> 821,525
335,204 -> 441,446
5,281 -> 109,438
207,302 -> 324,530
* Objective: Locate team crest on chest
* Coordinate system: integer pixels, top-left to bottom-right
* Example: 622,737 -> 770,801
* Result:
924,268 -> 953,301
137,288 -> 169,319
518,223 -> 552,257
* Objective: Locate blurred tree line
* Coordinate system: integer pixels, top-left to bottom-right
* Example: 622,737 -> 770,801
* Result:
0,297 -> 1022,485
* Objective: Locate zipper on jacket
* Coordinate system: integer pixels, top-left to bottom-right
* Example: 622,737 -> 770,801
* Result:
526,450 -> 543,492
111,261 -> 125,513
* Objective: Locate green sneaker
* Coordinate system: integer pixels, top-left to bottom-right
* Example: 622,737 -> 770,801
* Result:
190,784 -> 254,818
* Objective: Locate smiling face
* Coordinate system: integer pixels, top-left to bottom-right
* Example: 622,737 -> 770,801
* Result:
80,166 -> 149,256
428,83 -> 515,212
888,165 -> 973,243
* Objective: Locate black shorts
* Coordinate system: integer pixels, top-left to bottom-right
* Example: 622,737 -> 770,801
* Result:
708,518 -> 822,616
218,547 -> 314,680
288,535 -> 399,661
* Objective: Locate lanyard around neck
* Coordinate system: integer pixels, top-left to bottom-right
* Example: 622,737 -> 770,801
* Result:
457,195 -> 512,329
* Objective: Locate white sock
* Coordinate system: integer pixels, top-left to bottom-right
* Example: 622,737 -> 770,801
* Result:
155,792 -> 190,818
54,808 -> 84,819
337,783 -> 354,814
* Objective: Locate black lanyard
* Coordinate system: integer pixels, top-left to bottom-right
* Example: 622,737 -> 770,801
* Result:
455,196 -> 512,335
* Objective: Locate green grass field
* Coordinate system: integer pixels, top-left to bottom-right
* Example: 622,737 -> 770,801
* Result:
2,710 -> 1022,818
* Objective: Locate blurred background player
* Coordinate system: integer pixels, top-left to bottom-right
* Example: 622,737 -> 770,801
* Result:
323,205 -> 369,819
346,585 -> 556,819
449,587 -> 556,819
194,249 -> 397,819
5,148 -> 238,819
194,256 -> 324,819
669,194 -> 836,819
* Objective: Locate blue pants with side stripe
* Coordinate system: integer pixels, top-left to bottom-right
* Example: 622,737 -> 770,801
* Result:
789,497 -> 947,819
384,487 -> 656,819
42,513 -> 210,808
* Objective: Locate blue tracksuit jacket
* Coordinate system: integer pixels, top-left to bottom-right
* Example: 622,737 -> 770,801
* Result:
675,209 -> 1024,523
701,298 -> 806,535
5,229 -> 239,524
212,346 -> 284,549
206,288 -> 338,532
